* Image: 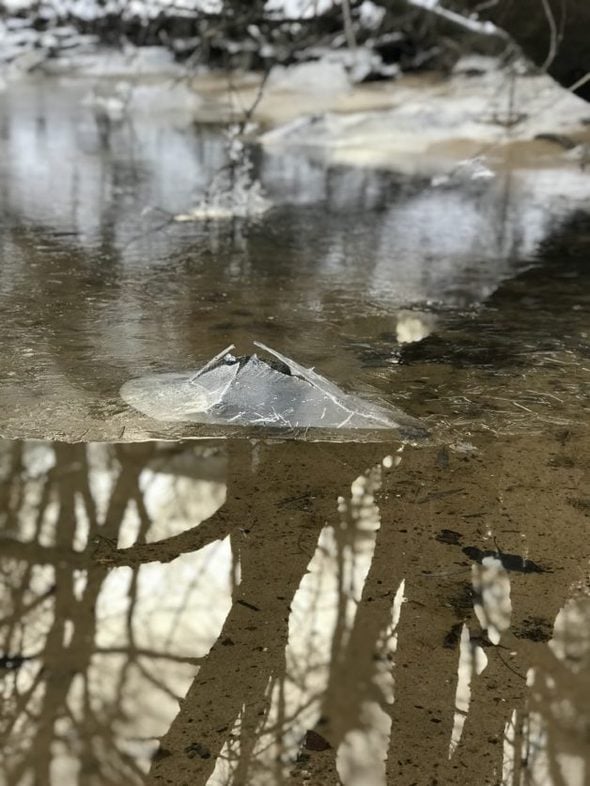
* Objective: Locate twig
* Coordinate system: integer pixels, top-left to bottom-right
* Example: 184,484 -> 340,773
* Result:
341,0 -> 357,51
95,646 -> 203,665
92,506 -> 235,567
538,0 -> 559,71
404,0 -> 506,37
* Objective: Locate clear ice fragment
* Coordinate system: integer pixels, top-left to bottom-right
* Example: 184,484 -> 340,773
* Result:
120,343 -> 427,437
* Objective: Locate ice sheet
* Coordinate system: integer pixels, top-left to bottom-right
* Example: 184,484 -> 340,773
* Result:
120,343 -> 427,438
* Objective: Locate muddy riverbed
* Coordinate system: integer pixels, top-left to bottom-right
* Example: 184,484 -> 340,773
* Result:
0,68 -> 589,785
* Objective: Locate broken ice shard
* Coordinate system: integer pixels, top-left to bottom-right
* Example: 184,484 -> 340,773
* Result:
120,342 -> 427,438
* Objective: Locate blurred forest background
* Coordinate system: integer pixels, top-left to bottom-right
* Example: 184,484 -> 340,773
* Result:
1,1 -> 589,100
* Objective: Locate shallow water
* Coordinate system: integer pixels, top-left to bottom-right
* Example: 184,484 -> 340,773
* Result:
0,77 -> 588,443
1,435 -> 590,785
0,74 -> 589,785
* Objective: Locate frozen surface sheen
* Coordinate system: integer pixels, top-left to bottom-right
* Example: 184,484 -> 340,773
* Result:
121,343 -> 425,437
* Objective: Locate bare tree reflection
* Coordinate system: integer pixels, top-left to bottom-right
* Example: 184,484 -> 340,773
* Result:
0,440 -> 229,785
0,433 -> 589,786
149,442 -> 381,785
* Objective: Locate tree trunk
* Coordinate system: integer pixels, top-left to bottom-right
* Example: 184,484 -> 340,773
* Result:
454,0 -> 590,100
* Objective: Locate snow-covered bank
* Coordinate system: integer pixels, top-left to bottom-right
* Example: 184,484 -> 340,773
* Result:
0,0 -> 504,85
1,0 -> 220,18
258,61 -> 590,174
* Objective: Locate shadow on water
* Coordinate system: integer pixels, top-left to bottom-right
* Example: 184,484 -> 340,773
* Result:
401,211 -> 590,371
393,211 -> 590,438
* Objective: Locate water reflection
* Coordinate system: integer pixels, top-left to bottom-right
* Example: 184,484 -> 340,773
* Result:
0,434 -> 589,784
0,80 -> 589,443
0,441 -> 231,784
1,72 -> 548,301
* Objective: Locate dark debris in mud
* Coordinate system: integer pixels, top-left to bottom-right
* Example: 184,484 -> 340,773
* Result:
184,742 -> 212,760
512,616 -> 553,643
461,546 -> 548,574
303,730 -> 332,752
435,528 -> 463,546
568,497 -> 590,515
443,622 -> 463,649
434,531 -> 550,577
446,582 -> 474,619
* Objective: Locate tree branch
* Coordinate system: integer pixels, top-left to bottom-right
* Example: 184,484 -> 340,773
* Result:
92,506 -> 235,568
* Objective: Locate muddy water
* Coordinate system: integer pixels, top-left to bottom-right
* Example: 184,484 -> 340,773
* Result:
0,77 -> 588,443
0,75 -> 589,785
1,434 -> 590,786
